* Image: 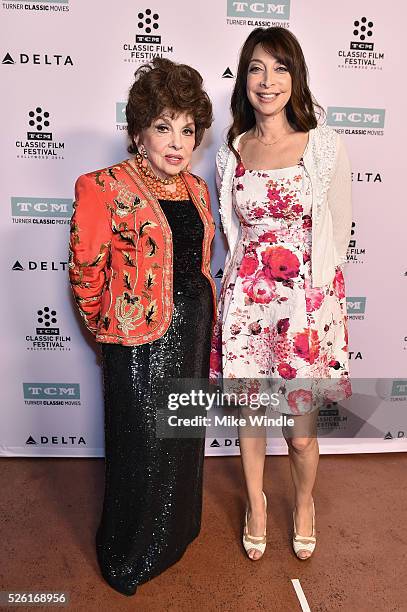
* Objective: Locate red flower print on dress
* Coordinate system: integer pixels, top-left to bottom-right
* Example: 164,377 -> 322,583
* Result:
323,378 -> 352,402
333,268 -> 345,300
302,215 -> 312,229
238,253 -> 258,278
287,389 -> 313,414
267,187 -> 281,201
252,207 -> 266,218
277,318 -> 290,334
328,359 -> 341,370
242,270 -> 277,304
261,246 -> 300,281
235,162 -> 245,178
304,279 -> 324,312
293,328 -> 320,364
236,183 -> 244,191
259,230 -> 277,243
248,322 -> 262,335
277,362 -> 297,379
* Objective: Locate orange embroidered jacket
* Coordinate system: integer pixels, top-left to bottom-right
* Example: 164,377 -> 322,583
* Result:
68,159 -> 217,345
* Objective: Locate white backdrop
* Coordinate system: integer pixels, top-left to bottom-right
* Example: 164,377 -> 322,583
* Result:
1,0 -> 406,456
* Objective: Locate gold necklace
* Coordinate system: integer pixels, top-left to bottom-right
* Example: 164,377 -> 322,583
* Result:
254,129 -> 290,147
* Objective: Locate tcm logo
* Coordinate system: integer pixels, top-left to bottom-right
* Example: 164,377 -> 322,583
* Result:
346,297 -> 366,314
11,197 -> 72,218
116,102 -> 126,124
391,380 -> 407,398
327,107 -> 385,128
227,1 -> 290,20
23,383 -> 80,400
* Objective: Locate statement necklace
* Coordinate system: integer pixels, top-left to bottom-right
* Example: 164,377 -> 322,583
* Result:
134,153 -> 189,201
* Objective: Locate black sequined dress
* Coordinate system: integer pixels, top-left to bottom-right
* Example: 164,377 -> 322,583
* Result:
96,199 -> 213,596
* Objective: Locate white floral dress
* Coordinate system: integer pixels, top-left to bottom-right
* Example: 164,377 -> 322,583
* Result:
210,157 -> 351,414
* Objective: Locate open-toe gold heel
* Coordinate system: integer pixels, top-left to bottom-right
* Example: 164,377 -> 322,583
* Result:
292,500 -> 316,560
242,491 -> 267,560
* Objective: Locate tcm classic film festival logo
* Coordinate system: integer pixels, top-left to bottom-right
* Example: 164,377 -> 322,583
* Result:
11,196 -> 72,226
227,1 -> 290,27
26,306 -> 71,351
327,107 -> 385,136
347,221 -> 366,265
15,107 -> 66,160
123,8 -> 174,63
2,0 -> 69,13
23,383 -> 81,406
337,16 -> 385,71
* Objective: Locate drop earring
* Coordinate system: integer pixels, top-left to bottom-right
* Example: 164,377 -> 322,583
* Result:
138,145 -> 149,168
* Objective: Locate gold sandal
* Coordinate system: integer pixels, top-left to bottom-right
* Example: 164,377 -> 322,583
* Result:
292,500 -> 316,560
242,491 -> 267,560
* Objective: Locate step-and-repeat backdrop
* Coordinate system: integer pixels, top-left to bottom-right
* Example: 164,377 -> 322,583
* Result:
1,0 -> 406,456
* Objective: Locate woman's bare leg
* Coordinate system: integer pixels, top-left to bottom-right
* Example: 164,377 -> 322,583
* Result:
283,409 -> 319,559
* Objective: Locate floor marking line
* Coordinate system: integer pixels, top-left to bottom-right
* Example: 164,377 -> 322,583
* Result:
291,579 -> 311,612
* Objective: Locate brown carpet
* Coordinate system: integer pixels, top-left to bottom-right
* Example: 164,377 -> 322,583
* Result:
0,453 -> 406,611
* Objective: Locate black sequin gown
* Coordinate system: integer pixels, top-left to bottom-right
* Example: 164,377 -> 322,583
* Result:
96,199 -> 213,596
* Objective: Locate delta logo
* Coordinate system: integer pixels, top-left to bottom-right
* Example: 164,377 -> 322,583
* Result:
25,434 -> 86,446
2,51 -> 73,66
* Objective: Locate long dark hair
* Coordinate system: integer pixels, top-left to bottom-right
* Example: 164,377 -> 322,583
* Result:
227,27 -> 324,157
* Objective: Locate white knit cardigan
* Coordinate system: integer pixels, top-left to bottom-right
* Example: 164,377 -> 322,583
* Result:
216,125 -> 352,288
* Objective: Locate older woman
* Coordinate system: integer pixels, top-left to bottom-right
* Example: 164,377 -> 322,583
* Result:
211,27 -> 352,562
69,58 -> 215,595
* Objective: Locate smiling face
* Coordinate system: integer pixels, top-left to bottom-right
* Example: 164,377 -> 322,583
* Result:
136,110 -> 196,179
246,43 -> 292,118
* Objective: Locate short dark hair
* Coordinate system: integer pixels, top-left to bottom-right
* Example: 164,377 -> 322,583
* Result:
228,27 -> 324,156
126,57 -> 213,154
